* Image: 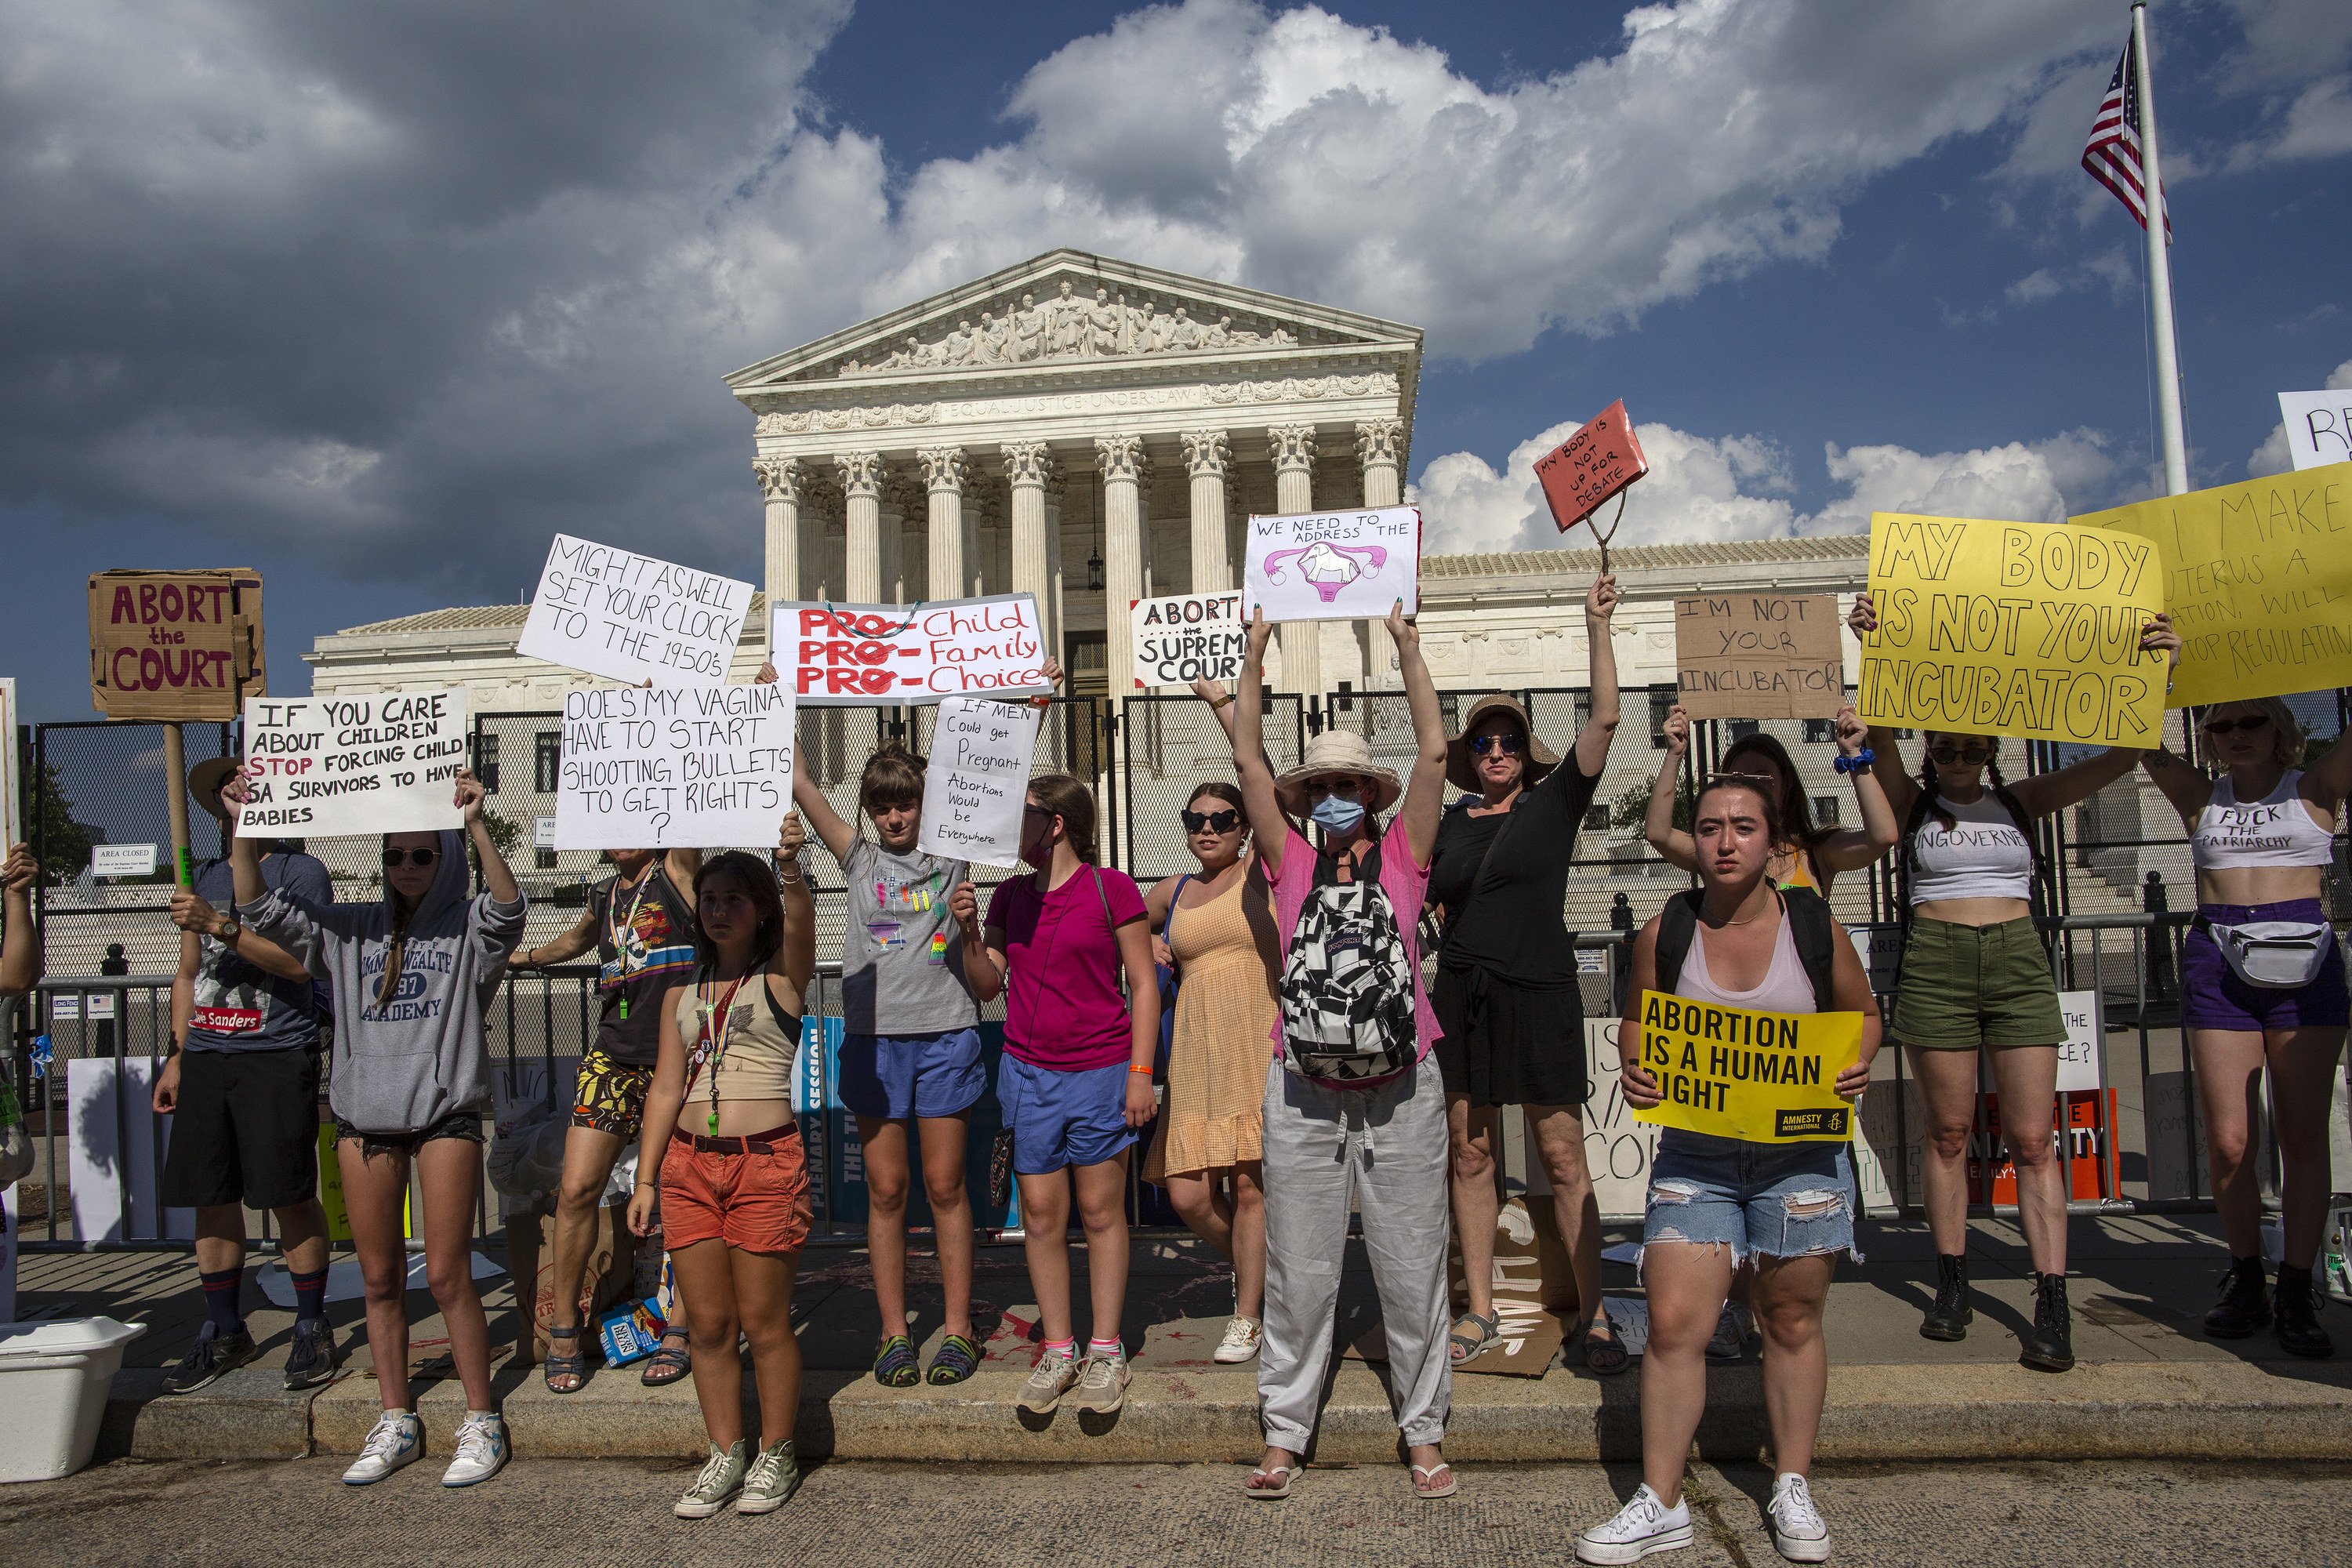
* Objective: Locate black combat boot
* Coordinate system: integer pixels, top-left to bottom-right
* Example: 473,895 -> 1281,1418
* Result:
1918,1253 -> 1972,1341
2273,1264 -> 2335,1359
2018,1271 -> 2074,1372
2202,1254 -> 2270,1339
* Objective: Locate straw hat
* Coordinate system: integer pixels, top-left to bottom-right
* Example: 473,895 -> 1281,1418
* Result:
187,756 -> 244,826
1445,694 -> 1559,792
1274,730 -> 1404,817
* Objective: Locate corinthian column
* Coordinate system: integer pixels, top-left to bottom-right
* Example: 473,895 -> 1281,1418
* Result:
1182,430 -> 1231,593
834,452 -> 884,604
884,474 -> 925,602
1357,418 -> 1406,689
918,447 -> 967,604
756,458 -> 803,610
1043,457 -> 1068,666
1267,424 -> 1320,695
1004,441 -> 1056,655
1097,434 -> 1152,703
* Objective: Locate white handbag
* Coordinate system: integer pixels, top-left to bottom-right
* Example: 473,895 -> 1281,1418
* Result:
2199,917 -> 2338,991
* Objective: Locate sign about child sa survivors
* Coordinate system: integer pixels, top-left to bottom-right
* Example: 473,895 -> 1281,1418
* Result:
235,691 -> 470,839
1855,514 -> 2169,746
514,534 -> 753,687
1672,593 -> 1843,720
770,594 -> 1052,706
1631,990 -> 1865,1145
918,697 -> 1043,869
87,569 -> 266,720
1243,507 -> 1419,623
1131,590 -> 1246,689
554,684 -> 796,851
2072,464 -> 2351,708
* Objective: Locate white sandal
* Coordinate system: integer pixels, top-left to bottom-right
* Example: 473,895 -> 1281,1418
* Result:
1244,1463 -> 1298,1500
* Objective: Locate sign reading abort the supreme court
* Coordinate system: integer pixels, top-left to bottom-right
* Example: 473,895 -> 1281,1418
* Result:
1131,591 -> 1246,689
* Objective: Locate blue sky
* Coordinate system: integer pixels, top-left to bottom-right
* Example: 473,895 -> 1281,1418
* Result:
3,0 -> 2347,724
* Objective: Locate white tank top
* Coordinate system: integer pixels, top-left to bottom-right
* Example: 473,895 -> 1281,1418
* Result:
2192,770 -> 2338,870
1908,793 -> 2034,903
1679,909 -> 1818,1014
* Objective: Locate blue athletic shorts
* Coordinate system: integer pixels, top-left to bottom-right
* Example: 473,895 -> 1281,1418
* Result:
996,1054 -> 1136,1176
839,1027 -> 987,1121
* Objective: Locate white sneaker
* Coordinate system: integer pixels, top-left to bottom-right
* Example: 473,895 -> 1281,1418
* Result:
1214,1317 -> 1262,1364
441,1412 -> 508,1488
1768,1472 -> 1831,1562
1016,1349 -> 1080,1414
1075,1350 -> 1131,1414
1575,1483 -> 1694,1564
342,1410 -> 423,1486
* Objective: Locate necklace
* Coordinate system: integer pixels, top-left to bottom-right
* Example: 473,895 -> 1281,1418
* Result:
692,972 -> 750,1135
606,864 -> 660,1022
1708,890 -> 1776,928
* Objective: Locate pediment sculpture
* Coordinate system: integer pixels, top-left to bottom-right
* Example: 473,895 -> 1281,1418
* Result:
836,281 -> 1300,378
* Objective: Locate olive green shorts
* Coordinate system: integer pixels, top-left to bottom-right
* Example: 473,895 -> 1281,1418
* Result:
1889,916 -> 2065,1051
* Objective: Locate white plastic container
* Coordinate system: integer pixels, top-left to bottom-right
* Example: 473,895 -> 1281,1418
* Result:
0,1316 -> 145,1482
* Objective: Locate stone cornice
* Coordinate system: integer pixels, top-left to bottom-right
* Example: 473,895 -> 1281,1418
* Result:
740,344 -> 1409,420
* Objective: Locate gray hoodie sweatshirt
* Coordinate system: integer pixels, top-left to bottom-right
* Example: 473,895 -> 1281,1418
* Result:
240,828 -> 527,1134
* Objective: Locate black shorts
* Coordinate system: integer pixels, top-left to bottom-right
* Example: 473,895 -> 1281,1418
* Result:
159,1047 -> 323,1211
1432,965 -> 1588,1109
334,1111 -> 486,1162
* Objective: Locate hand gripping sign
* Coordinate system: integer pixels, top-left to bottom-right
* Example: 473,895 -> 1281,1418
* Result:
1534,401 -> 1649,572
1631,991 -> 1865,1145
770,594 -> 1052,706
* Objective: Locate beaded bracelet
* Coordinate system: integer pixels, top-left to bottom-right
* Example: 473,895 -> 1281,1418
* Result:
1832,749 -> 1875,775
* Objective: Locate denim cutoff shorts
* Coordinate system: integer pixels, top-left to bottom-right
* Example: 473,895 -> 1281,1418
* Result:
1641,1128 -> 1860,1269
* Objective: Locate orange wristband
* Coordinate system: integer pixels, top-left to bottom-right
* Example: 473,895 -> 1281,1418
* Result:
1128,1064 -> 1153,1075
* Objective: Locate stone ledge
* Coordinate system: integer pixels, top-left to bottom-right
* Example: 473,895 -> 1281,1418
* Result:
99,1367 -> 318,1462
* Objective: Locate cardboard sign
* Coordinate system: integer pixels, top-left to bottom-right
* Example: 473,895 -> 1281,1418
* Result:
1855,513 -> 2169,746
236,691 -> 470,839
2278,391 -> 2352,473
554,684 -> 796,851
770,594 -> 1051,706
918,697 -> 1043,869
87,569 -> 265,720
1243,506 -> 1420,623
2056,989 -> 2101,1093
92,844 -> 158,879
1629,991 -> 1865,1144
1130,590 -> 1247,690
1672,593 -> 1843,719
2073,464 -> 2351,708
1535,400 -> 1649,532
1575,1018 -> 1663,1221
514,533 -> 752,687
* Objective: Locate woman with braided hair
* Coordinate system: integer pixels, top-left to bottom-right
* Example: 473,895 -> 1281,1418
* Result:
1847,592 -> 2179,1373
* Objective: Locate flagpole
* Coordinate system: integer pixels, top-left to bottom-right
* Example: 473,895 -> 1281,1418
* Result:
2132,1 -> 2189,497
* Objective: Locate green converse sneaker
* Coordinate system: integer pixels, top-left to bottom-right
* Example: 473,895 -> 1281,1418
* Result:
736,1438 -> 800,1514
673,1440 -> 748,1519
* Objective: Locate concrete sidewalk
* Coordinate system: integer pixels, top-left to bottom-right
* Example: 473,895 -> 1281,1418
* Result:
18,1213 -> 2350,1468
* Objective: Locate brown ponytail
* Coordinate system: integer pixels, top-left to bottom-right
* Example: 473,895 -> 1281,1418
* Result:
1026,772 -> 1098,863
377,887 -> 415,1009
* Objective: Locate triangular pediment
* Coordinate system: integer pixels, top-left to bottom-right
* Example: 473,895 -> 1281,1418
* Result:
724,249 -> 1419,394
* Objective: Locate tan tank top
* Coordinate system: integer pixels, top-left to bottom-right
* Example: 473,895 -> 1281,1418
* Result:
674,971 -> 800,1106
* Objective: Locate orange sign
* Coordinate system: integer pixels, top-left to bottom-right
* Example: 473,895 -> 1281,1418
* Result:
1969,1089 -> 2118,1203
1535,400 -> 1649,533
87,569 -> 266,720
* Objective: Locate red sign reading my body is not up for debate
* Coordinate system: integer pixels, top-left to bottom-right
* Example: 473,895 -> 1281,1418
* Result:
767,593 -> 1053,706
1534,400 -> 1650,533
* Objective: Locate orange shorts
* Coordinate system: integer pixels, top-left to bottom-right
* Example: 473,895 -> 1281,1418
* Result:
659,1123 -> 811,1255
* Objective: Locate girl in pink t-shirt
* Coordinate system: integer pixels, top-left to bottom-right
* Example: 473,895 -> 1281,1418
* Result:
949,772 -> 1158,1426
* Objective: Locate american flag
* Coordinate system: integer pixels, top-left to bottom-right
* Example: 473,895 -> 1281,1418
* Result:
2082,34 -> 2172,241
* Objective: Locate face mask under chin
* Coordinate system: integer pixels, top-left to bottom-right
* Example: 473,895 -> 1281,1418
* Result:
1309,795 -> 1367,833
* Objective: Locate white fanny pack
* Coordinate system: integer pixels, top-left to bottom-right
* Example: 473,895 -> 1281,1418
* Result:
2197,916 -> 2338,990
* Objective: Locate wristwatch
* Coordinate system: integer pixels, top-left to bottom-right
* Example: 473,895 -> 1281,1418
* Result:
215,913 -> 241,943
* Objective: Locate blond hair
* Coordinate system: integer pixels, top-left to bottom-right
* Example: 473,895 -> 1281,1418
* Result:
2194,697 -> 2303,769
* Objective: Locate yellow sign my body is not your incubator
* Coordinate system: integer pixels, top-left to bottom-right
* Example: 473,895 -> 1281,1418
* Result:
1632,990 -> 1864,1144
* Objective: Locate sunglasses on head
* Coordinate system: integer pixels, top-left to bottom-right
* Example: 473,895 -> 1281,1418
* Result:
1181,808 -> 1241,834
382,848 -> 440,869
2202,714 -> 2270,735
1468,733 -> 1523,757
1927,741 -> 1993,764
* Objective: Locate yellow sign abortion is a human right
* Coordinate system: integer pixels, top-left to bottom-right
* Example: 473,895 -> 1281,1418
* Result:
1631,990 -> 1864,1144
1856,513 -> 2169,746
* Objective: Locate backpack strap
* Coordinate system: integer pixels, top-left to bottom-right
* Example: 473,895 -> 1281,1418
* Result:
1653,889 -> 1704,996
1653,887 -> 1838,1011
1091,866 -> 1131,1001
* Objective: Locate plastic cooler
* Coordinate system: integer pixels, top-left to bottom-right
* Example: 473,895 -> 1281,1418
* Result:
0,1317 -> 146,1483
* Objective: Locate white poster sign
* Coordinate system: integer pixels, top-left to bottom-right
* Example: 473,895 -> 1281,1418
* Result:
68,1057 -> 193,1243
554,683 -> 796,851
533,815 -> 556,850
236,691 -> 470,839
918,698 -> 1043,869
92,843 -> 158,878
1243,506 -> 1420,623
2276,390 -> 2352,472
1540,1020 -> 1662,1222
2055,989 -> 2102,1093
1130,590 -> 1247,689
514,533 -> 752,687
770,594 -> 1051,706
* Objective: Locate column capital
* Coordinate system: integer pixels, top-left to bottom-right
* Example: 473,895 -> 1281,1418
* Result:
1181,430 -> 1232,478
755,456 -> 804,503
918,445 -> 969,495
1040,451 -> 1068,503
1000,440 -> 1054,488
1266,424 -> 1318,474
1094,433 -> 1149,485
1354,418 -> 1405,470
881,471 -> 925,515
833,451 -> 884,500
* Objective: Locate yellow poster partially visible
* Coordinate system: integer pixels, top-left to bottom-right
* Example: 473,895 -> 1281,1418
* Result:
1854,513 -> 2169,746
2071,463 -> 2352,709
1630,990 -> 1864,1144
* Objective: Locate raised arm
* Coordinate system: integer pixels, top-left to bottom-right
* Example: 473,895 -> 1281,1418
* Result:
1,844 -> 42,998
1573,573 -> 1624,779
771,811 -> 816,995
2137,745 -> 2212,828
789,766 -> 858,865
513,905 -> 600,973
1233,608 -> 1289,880
2303,728 -> 2352,816
1392,601 -> 1449,867
1645,706 -> 1700,873
455,768 -> 520,906
1190,677 -> 1240,743
2007,747 -> 2143,819
1814,706 -> 1901,873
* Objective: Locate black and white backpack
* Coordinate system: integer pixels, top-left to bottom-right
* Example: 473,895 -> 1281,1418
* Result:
1281,840 -> 1420,1085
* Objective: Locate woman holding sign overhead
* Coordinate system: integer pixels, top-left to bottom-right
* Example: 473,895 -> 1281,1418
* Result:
1647,705 -> 1898,898
1849,592 -> 2180,1372
1577,772 -> 1879,1566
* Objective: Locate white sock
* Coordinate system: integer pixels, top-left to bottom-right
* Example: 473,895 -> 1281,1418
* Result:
1088,1337 -> 1123,1359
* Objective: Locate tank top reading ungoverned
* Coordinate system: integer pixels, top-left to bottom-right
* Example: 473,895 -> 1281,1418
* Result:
1908,793 -> 2033,904
2192,770 -> 2337,870
674,975 -> 800,1104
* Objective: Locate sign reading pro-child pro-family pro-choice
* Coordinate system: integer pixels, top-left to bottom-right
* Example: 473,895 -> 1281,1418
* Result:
1243,507 -> 1420,622
235,691 -> 470,839
771,595 -> 1053,706
514,533 -> 753,687
1631,991 -> 1865,1144
554,683 -> 797,851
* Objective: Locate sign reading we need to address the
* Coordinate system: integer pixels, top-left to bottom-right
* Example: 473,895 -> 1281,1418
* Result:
515,533 -> 753,687
769,594 -> 1052,706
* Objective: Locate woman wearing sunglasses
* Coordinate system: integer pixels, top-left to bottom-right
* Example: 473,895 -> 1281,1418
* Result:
1141,776 -> 1280,1364
227,765 -> 526,1487
1428,573 -> 1628,1374
1849,592 -> 2180,1370
2139,697 -> 2349,1357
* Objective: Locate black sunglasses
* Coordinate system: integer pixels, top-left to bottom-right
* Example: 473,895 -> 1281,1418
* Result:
382,848 -> 440,869
1468,733 -> 1524,757
1926,741 -> 1993,763
1022,803 -> 1053,818
2201,714 -> 2270,735
1181,808 -> 1241,834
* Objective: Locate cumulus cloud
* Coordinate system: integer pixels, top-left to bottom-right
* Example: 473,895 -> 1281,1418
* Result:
2249,357 -> 2352,478
2217,0 -> 2352,169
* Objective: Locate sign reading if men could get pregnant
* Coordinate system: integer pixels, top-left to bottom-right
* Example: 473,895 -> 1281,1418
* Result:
235,691 -> 471,838
1243,506 -> 1420,622
514,533 -> 752,687
769,593 -> 1052,706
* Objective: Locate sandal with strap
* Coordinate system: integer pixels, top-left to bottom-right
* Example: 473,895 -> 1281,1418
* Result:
640,1328 -> 690,1388
1411,1461 -> 1459,1500
925,1332 -> 981,1387
1244,1462 -> 1298,1500
543,1323 -> 590,1395
872,1333 -> 920,1388
1448,1311 -> 1501,1364
1584,1319 -> 1631,1377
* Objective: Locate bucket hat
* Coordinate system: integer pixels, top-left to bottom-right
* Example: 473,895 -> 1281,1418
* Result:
1445,695 -> 1559,792
1273,730 -> 1403,817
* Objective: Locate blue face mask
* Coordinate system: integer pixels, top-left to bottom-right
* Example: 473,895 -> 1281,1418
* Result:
1309,793 -> 1367,833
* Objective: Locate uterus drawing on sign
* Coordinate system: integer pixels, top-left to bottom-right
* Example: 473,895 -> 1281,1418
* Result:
1261,540 -> 1388,604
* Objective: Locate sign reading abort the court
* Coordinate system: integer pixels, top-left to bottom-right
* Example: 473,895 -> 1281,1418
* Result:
87,569 -> 266,720
770,594 -> 1052,706
1131,590 -> 1245,689
235,691 -> 470,838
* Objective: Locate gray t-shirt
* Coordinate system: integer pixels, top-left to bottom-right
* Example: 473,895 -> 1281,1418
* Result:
839,840 -> 977,1037
185,852 -> 332,1054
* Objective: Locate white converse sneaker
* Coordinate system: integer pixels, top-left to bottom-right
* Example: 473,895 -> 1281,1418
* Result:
1768,1472 -> 1831,1562
1213,1317 -> 1262,1364
1575,1483 -> 1693,1564
441,1412 -> 508,1487
1016,1348 -> 1080,1414
342,1410 -> 423,1486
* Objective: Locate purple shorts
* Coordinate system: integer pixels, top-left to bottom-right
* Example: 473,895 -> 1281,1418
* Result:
2183,899 -> 2350,1033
